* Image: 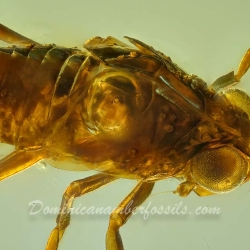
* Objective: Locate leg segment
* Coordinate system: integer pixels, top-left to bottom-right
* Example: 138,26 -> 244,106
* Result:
211,48 -> 250,91
0,24 -> 40,45
106,181 -> 154,250
235,48 -> 250,81
46,173 -> 118,250
0,149 -> 45,181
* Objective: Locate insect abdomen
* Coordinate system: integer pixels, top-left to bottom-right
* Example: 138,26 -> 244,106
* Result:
0,45 -> 87,149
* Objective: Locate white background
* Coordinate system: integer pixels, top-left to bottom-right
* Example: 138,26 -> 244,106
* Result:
0,0 -> 250,250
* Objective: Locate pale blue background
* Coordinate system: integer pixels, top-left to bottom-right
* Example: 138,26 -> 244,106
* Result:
0,0 -> 250,249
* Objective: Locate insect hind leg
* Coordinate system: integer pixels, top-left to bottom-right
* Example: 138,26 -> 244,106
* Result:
0,149 -> 44,181
0,24 -> 40,45
45,174 -> 117,250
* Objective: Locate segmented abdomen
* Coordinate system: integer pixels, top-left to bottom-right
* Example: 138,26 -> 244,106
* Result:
0,44 -> 90,149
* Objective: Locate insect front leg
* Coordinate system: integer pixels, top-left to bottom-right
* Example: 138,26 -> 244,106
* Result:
0,149 -> 45,181
46,173 -> 118,250
106,181 -> 154,250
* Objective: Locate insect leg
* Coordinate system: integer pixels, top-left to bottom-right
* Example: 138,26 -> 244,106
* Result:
45,173 -> 118,250
0,149 -> 45,181
0,23 -> 40,45
211,48 -> 250,91
235,48 -> 250,81
106,181 -> 154,250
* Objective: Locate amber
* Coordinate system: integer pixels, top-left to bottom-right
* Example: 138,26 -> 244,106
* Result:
0,23 -> 250,250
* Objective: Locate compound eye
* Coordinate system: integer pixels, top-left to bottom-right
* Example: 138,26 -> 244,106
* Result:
191,146 -> 248,193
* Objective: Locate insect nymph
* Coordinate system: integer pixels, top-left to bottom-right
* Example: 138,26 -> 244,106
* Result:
0,23 -> 250,250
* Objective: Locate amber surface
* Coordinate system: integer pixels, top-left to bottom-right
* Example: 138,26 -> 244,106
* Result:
0,24 -> 250,250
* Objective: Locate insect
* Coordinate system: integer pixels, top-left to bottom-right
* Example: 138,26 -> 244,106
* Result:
0,23 -> 250,250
